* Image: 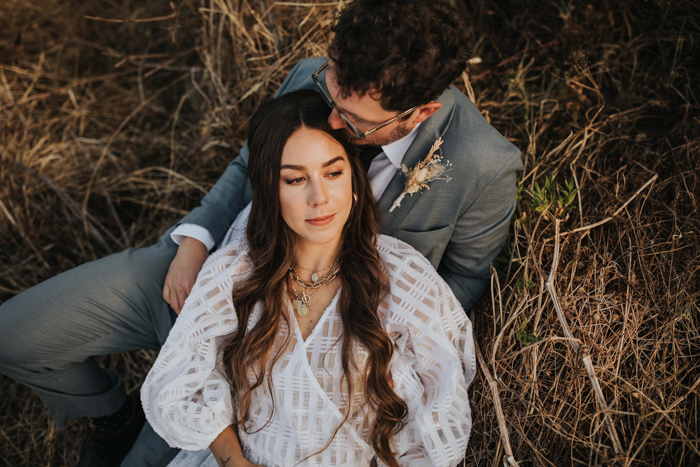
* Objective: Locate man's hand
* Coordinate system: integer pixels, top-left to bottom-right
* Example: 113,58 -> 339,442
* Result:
163,236 -> 210,314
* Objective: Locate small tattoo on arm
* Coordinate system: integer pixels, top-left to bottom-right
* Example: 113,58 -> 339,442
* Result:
220,456 -> 231,467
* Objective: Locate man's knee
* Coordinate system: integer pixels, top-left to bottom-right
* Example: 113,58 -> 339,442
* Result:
0,240 -> 177,373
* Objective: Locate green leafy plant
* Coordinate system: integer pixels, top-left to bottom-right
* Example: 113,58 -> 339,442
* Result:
516,275 -> 536,294
527,174 -> 579,219
515,319 -> 542,346
516,182 -> 525,205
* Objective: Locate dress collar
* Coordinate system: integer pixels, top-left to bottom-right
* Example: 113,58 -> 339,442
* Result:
380,122 -> 422,168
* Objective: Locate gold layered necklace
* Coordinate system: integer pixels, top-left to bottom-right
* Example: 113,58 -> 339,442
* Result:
288,260 -> 340,317
294,260 -> 335,285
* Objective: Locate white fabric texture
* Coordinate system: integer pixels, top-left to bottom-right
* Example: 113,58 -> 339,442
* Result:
143,206 -> 476,467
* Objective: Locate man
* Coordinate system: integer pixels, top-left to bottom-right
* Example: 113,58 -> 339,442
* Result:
0,1 -> 521,465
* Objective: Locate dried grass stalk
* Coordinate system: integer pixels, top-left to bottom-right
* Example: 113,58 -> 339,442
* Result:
546,219 -> 624,456
1,0 -> 698,465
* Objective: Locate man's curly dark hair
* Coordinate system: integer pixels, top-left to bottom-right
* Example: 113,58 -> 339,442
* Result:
328,0 -> 471,113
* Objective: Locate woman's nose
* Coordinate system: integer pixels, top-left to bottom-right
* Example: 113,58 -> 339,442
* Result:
308,179 -> 330,207
327,108 -> 347,130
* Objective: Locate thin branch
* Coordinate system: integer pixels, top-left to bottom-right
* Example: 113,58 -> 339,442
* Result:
562,174 -> 658,236
546,219 -> 624,456
85,12 -> 177,23
473,324 -> 520,467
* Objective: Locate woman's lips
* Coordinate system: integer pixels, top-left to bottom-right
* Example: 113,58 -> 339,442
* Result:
306,214 -> 335,226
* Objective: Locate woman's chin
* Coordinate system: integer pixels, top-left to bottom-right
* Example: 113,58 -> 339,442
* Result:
297,227 -> 343,248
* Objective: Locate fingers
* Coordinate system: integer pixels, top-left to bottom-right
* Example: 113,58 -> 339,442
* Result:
176,276 -> 196,313
176,286 -> 187,312
164,237 -> 208,315
162,282 -> 174,311
172,287 -> 184,314
170,290 -> 179,312
163,276 -> 184,315
166,279 -> 195,315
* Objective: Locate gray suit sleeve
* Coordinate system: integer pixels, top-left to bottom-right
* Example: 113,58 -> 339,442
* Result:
437,148 -> 522,312
175,59 -> 314,244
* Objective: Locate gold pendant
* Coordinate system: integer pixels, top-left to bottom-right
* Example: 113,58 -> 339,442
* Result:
297,303 -> 310,317
292,299 -> 302,310
311,271 -> 320,284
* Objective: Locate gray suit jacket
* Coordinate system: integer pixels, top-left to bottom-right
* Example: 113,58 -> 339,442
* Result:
177,57 -> 523,311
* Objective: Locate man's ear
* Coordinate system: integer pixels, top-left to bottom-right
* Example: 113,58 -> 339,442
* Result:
412,102 -> 442,124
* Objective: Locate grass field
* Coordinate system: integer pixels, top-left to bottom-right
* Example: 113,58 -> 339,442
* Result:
1,0 -> 698,465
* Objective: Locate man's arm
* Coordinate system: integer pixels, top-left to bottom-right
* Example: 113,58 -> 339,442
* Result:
437,148 -> 522,312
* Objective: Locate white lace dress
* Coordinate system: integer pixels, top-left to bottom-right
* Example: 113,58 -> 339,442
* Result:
142,205 -> 476,467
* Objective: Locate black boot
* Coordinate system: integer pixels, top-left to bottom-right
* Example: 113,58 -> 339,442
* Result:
76,388 -> 146,467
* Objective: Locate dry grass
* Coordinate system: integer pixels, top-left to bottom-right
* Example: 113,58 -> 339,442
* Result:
1,0 -> 698,465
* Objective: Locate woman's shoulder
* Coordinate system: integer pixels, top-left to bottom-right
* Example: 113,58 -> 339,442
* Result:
175,238 -> 252,323
209,237 -> 250,265
376,234 -> 440,284
376,234 -> 449,313
197,237 -> 253,286
376,234 -> 468,349
221,202 -> 251,247
377,235 -> 447,315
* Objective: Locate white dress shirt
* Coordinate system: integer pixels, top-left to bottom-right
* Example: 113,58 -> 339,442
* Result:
170,123 -> 422,250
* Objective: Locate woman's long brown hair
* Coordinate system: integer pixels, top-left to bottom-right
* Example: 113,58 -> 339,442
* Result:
222,90 -> 408,466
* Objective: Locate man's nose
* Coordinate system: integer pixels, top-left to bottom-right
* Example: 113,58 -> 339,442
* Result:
327,108 -> 347,130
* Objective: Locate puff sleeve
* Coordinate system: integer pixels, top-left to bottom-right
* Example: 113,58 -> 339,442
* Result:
379,237 -> 477,467
141,241 -> 251,451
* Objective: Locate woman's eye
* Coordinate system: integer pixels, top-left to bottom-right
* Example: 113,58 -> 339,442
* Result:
327,171 -> 343,179
285,177 -> 305,185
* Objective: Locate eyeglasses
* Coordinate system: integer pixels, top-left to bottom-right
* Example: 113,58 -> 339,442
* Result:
311,61 -> 419,140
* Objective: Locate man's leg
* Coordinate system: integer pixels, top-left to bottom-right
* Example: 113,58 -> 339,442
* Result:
0,236 -> 178,428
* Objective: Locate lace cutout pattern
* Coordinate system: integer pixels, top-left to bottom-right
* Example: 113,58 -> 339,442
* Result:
143,232 -> 476,467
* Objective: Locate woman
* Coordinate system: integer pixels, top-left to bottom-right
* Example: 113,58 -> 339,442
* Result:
141,90 -> 476,467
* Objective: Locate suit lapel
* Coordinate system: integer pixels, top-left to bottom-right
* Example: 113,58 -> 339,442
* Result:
378,88 -> 457,234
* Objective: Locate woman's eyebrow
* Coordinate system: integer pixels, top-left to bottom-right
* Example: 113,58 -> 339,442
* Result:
322,156 -> 345,167
280,163 -> 305,170
280,156 -> 345,171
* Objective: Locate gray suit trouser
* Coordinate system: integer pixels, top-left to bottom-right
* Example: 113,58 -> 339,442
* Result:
0,235 -> 182,466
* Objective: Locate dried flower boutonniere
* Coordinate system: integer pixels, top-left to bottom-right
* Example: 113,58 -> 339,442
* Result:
389,137 -> 451,212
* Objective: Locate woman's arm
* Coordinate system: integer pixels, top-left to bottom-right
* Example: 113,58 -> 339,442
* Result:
381,242 -> 477,467
141,243 -> 247,450
209,426 -> 261,467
